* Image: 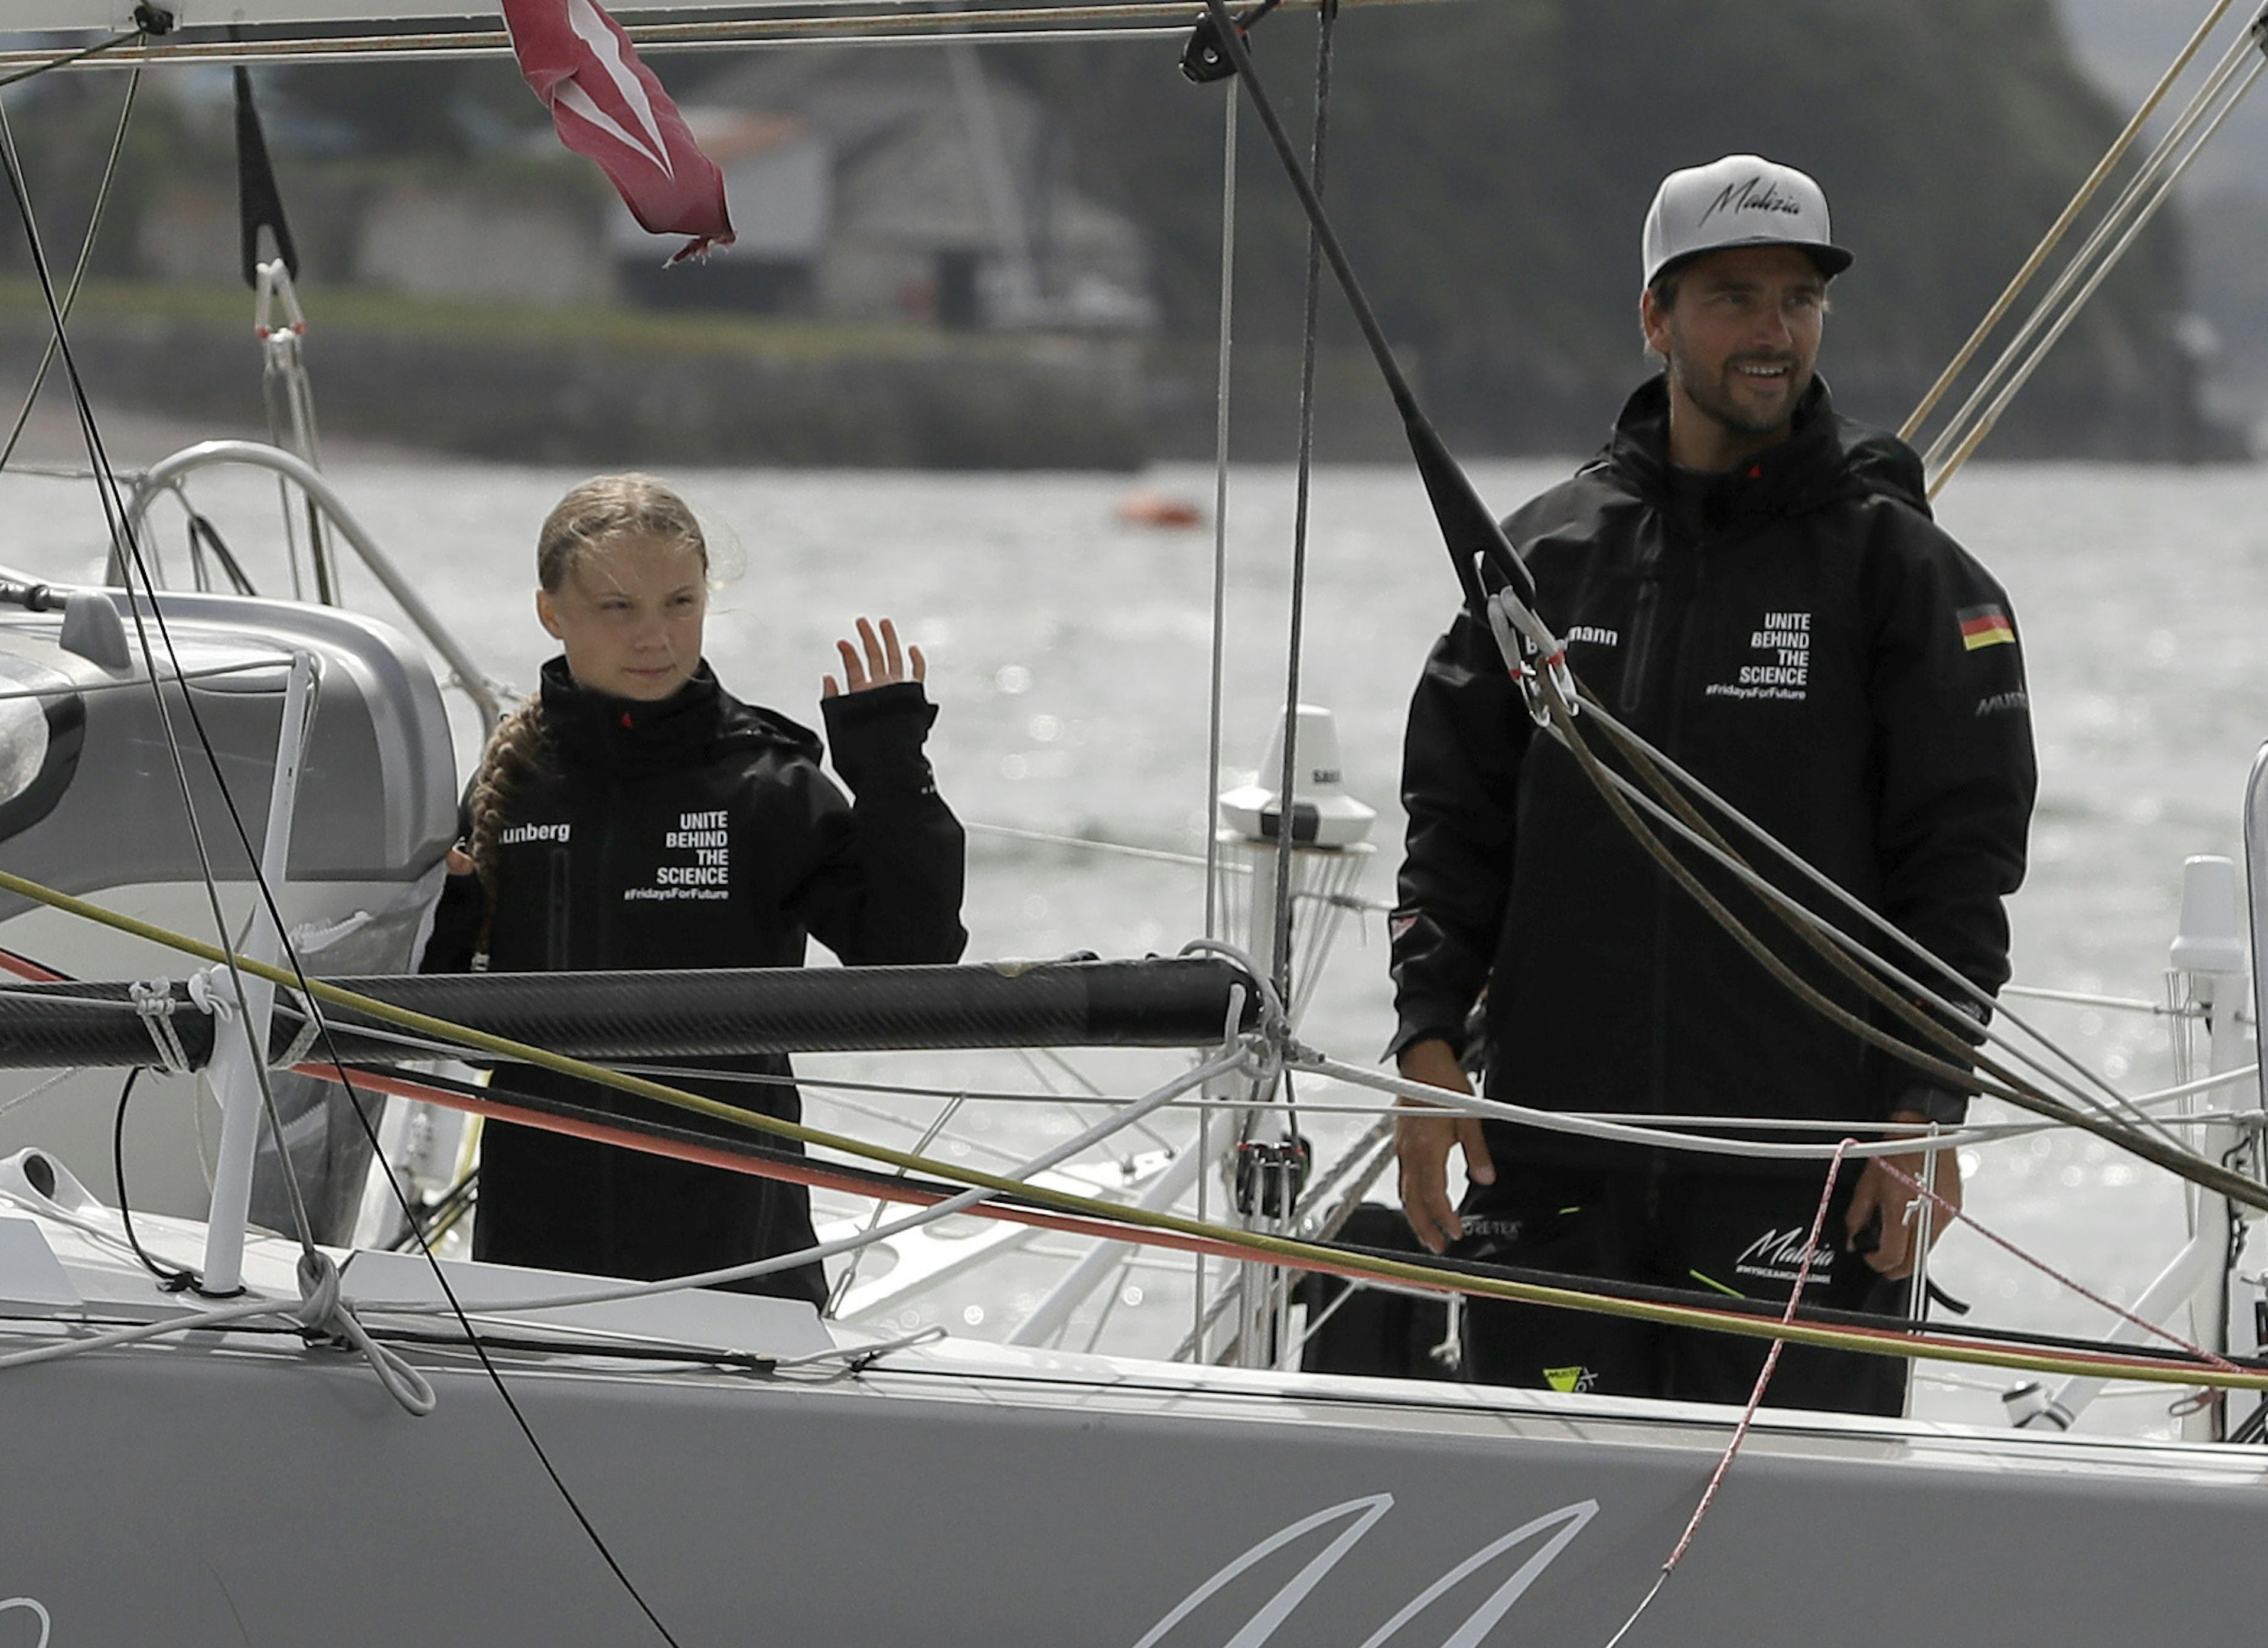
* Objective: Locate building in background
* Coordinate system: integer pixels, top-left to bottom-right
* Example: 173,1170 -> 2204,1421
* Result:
620,47 -> 1156,333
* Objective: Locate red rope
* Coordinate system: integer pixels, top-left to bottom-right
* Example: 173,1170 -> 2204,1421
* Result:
0,923 -> 2247,1385
1874,1155 -> 2240,1375
1602,1141 -> 1855,1647
322,1064 -> 2249,1383
0,945 -> 66,983
301,1062 -> 1335,1272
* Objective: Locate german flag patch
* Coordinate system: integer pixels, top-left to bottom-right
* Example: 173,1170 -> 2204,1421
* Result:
1957,604 -> 2015,651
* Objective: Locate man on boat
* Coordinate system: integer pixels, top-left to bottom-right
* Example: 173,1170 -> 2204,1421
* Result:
1387,155 -> 2036,1412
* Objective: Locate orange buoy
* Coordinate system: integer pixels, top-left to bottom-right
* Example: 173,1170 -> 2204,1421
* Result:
1116,490 -> 1205,529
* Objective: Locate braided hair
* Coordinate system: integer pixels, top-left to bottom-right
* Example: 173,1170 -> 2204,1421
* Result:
463,474 -> 710,953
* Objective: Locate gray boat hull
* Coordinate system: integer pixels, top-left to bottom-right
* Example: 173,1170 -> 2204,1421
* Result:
2,1290 -> 2261,1646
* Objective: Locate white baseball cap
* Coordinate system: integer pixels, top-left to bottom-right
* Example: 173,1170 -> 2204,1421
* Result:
1641,154 -> 1853,289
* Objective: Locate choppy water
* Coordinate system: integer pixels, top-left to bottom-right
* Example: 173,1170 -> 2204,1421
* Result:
5,451 -> 2266,1436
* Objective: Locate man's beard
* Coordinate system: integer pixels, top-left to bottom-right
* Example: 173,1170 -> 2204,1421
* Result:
1671,354 -> 1811,439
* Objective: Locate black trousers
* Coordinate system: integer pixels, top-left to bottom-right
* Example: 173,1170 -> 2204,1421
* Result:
1453,1157 -> 1908,1415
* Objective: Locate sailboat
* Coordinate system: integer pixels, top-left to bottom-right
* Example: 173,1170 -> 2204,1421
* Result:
4,2 -> 2268,1643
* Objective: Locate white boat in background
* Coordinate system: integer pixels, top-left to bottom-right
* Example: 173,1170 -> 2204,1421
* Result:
5,3 -> 2268,1643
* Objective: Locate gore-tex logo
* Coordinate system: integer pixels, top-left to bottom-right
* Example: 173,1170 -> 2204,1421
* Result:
1702,175 -> 1805,224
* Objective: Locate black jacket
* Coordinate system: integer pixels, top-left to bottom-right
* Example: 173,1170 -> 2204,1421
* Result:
422,658 -> 966,1301
1390,378 -> 2035,1168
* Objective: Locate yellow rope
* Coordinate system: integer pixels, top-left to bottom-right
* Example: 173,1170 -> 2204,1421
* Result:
4,864 -> 2262,1392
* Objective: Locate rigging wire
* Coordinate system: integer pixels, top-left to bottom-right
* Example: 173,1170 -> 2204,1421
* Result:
0,63 -> 141,473
0,0 -> 1457,73
0,0 -> 2250,1396
0,112 -> 685,1648
1537,683 -> 2263,1205
1187,0 -> 2263,1209
1572,698 -> 2189,1148
1572,694 -> 2201,1125
0,14 -> 159,91
1201,84 -> 1237,946
5,882 -> 2262,1389
1267,0 -> 1337,1005
11,896 -> 2259,1397
1925,37 -> 2266,494
1898,0 -> 2246,444
1195,78 -> 1243,1357
825,1083 -> 973,1315
0,82 -> 333,1271
269,1060 -> 2268,1385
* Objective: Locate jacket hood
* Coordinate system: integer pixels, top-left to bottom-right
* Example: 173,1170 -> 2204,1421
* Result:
539,657 -> 820,774
1598,374 -> 1931,523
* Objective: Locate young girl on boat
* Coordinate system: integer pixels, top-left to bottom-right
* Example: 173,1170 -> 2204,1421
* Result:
420,474 -> 966,1304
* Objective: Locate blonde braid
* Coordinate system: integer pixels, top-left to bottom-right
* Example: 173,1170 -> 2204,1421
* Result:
466,693 -> 553,954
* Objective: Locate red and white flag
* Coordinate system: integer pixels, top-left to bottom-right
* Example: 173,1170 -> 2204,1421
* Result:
501,0 -> 734,264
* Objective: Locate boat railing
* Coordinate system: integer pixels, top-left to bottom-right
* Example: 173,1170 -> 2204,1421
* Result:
117,439 -> 506,729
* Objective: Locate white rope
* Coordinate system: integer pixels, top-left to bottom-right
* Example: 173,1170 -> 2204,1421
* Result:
0,1249 -> 435,1416
969,820 -> 1211,869
288,1250 -> 437,1415
272,990 -> 325,1071
966,820 -> 1392,912
0,1067 -> 79,1122
1306,1052 -> 2009,1162
2002,982 -> 2200,1017
129,979 -> 193,1076
0,1180 -> 202,1276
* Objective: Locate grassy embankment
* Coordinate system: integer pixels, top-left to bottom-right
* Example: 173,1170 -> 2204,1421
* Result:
0,278 -> 1151,470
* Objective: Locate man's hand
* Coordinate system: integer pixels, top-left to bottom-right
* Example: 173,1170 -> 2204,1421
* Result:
1845,1110 -> 1964,1279
824,615 -> 926,698
1393,1037 -> 1495,1254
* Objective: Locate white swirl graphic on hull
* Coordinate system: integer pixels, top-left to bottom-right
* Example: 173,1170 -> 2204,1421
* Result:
0,1598 -> 51,1648
1135,1494 -> 1599,1647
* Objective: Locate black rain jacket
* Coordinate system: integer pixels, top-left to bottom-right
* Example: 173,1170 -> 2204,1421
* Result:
1390,377 -> 2035,1171
421,657 -> 966,1301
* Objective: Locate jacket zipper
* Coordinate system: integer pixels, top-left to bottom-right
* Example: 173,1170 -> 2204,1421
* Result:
593,776 -> 621,968
1617,568 -> 1664,718
545,847 -> 571,971
1646,529 -> 1708,1117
